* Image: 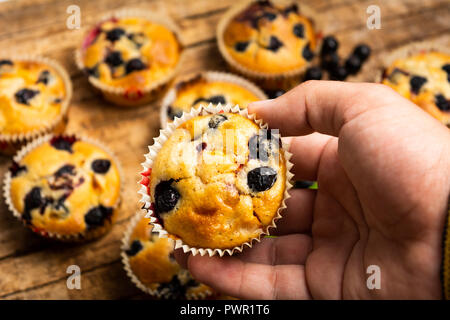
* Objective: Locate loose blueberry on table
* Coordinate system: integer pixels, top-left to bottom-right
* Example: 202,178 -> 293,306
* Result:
302,43 -> 314,61
304,66 -> 323,81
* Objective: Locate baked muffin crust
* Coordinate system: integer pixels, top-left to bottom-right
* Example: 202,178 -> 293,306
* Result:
166,75 -> 261,122
9,136 -> 121,236
0,60 -> 67,135
148,113 -> 286,249
222,0 -> 317,74
81,16 -> 181,89
381,51 -> 450,125
125,217 -> 210,299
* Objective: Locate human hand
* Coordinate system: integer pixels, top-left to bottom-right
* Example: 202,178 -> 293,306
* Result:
175,81 -> 450,299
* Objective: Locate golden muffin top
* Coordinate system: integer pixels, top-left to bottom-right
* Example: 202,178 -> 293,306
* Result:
381,51 -> 450,125
166,75 -> 261,122
9,136 -> 121,236
147,113 -> 286,249
125,217 -> 210,299
81,16 -> 181,89
222,0 -> 316,74
0,59 -> 67,136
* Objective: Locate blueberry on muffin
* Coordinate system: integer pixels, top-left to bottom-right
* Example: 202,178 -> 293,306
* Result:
5,135 -> 121,239
0,59 -> 70,141
123,216 -> 211,299
81,16 -> 181,89
221,0 -> 317,74
144,112 -> 287,250
381,51 -> 450,125
78,13 -> 183,106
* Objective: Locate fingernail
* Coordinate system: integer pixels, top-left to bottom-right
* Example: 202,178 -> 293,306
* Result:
248,99 -> 274,113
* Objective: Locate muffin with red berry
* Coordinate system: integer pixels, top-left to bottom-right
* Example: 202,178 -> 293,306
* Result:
122,214 -> 212,299
160,71 -> 267,127
0,57 -> 72,154
217,0 -> 321,90
139,104 -> 293,256
3,134 -> 122,240
380,41 -> 450,126
76,9 -> 184,106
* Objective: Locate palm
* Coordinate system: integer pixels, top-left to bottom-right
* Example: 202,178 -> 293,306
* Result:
177,82 -> 450,300
309,110 -> 445,299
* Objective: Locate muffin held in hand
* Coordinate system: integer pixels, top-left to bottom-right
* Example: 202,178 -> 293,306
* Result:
161,71 -> 266,126
77,9 -> 183,106
218,0 -> 319,89
122,215 -> 212,299
0,57 -> 72,154
381,50 -> 450,126
3,135 -> 122,240
140,105 -> 292,256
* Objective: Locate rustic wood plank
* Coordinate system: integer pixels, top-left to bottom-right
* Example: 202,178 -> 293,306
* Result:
0,0 -> 448,299
0,218 -> 131,297
3,261 -> 142,300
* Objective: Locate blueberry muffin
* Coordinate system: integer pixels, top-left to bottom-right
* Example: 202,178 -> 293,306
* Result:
78,11 -> 183,106
4,135 -> 121,239
381,51 -> 450,125
0,58 -> 71,153
162,72 -> 266,125
143,111 -> 287,251
219,0 -> 317,76
123,216 -> 211,299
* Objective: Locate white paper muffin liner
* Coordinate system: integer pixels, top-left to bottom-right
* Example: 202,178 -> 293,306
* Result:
159,70 -> 268,127
0,55 -> 72,152
216,0 -> 324,90
139,103 -> 294,257
121,211 -> 213,299
2,133 -> 124,242
75,8 -> 186,107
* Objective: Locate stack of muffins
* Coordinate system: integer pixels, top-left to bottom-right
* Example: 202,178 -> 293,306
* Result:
1,0 -> 448,300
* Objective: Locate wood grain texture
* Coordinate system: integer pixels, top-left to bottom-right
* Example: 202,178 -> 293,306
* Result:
0,0 -> 448,299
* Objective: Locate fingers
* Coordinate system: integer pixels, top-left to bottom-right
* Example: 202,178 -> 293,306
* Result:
237,234 -> 312,265
274,188 -> 315,235
187,255 -> 311,299
248,81 -> 389,137
283,133 -> 335,181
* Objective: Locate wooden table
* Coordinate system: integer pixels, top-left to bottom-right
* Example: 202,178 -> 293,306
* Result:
0,0 -> 448,300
